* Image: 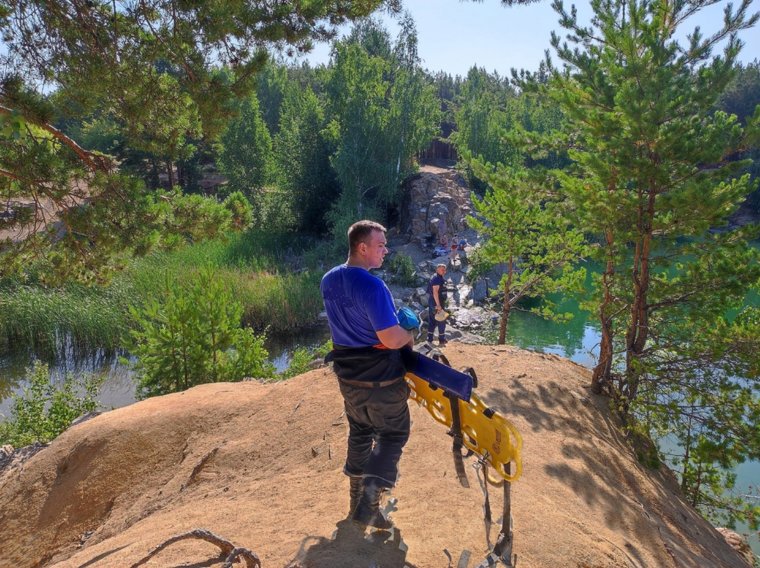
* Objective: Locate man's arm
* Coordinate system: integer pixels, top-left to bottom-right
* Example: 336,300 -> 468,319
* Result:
377,325 -> 414,349
432,285 -> 442,310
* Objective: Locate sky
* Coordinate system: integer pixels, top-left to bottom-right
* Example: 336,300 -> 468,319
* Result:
294,0 -> 760,77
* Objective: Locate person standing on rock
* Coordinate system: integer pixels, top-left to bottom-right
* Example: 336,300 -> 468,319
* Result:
427,263 -> 448,346
449,234 -> 460,263
320,220 -> 414,530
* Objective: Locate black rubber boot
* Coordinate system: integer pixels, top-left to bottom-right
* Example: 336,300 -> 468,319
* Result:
438,336 -> 448,346
351,479 -> 392,529
349,476 -> 363,516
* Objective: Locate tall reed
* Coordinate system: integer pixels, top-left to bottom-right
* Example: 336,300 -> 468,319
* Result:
0,230 -> 326,355
0,284 -> 124,355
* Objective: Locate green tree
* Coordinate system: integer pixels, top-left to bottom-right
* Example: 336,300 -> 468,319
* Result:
720,60 -> 760,124
467,158 -> 587,344
0,153 -> 251,284
326,18 -> 439,233
0,361 -> 103,447
127,268 -> 274,399
273,84 -> 338,233
0,0 -> 396,279
454,67 -> 516,171
116,71 -> 202,189
327,36 -> 394,224
540,0 -> 760,526
718,60 -> 760,212
216,93 -> 275,224
256,61 -> 291,136
388,14 -> 441,179
454,66 -> 568,192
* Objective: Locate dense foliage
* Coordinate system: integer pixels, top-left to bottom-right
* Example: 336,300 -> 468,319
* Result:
216,94 -> 275,221
325,17 -> 440,238
0,229 -> 324,357
0,0 -> 397,280
719,60 -> 760,212
467,157 -> 588,344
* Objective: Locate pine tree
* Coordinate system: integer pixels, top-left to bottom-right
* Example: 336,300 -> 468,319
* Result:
273,84 -> 338,233
216,94 -> 274,226
540,0 -> 760,525
467,158 -> 588,344
0,1 -> 394,278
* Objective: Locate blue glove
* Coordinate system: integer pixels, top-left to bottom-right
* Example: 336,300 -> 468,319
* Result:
397,306 -> 421,330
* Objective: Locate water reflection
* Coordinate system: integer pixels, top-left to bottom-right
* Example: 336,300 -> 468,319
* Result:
0,343 -> 136,417
508,313 -> 599,367
1,317 -> 757,557
503,285 -> 600,367
0,326 -> 333,417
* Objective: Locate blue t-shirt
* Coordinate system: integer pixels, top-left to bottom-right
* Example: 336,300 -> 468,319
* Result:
321,264 -> 399,347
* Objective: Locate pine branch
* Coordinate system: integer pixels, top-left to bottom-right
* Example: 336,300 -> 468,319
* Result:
0,105 -> 112,172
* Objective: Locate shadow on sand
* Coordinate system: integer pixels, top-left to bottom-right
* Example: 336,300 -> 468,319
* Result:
286,519 -> 419,568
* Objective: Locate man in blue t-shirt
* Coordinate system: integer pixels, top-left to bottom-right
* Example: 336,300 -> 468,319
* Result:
321,220 -> 413,530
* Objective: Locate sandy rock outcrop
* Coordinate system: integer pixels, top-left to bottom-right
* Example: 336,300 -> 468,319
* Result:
0,345 -> 753,568
717,528 -> 756,567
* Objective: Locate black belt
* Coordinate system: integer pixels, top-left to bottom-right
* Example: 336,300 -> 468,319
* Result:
338,376 -> 404,389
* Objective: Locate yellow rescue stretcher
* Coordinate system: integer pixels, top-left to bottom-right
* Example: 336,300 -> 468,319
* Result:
401,347 -> 522,483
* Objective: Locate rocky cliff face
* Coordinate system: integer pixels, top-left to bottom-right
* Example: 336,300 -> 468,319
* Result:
0,345 -> 753,568
400,167 -> 474,246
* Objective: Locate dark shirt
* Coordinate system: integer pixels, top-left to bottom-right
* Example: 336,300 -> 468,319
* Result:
427,273 -> 447,307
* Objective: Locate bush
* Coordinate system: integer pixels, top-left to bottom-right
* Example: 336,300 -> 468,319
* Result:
387,253 -> 417,286
222,191 -> 254,231
0,361 -> 103,447
280,340 -> 332,379
126,268 -> 275,399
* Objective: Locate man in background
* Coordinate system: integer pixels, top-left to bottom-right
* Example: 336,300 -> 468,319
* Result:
427,263 -> 448,346
320,220 -> 414,529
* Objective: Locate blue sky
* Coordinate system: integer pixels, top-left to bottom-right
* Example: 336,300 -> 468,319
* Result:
297,0 -> 760,77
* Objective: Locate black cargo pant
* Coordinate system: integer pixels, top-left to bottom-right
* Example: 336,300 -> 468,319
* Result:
338,378 -> 410,488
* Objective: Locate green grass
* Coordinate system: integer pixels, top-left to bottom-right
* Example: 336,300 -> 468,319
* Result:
0,229 -> 327,355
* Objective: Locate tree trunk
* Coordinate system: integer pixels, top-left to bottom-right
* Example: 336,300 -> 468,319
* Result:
592,230 -> 616,394
177,160 -> 185,189
167,159 -> 175,188
0,104 -> 111,171
498,258 -> 514,345
149,158 -> 160,189
680,413 -> 693,493
623,187 -> 655,404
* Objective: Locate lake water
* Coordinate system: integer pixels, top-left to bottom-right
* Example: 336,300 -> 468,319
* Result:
0,307 -> 757,556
